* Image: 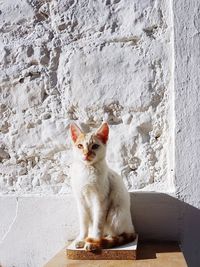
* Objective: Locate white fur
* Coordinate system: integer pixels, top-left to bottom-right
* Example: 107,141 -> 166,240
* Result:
70,128 -> 135,244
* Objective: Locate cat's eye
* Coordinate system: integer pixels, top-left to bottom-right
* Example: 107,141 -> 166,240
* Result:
77,144 -> 83,149
92,144 -> 100,150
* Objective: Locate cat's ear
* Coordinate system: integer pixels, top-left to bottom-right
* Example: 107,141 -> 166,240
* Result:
70,123 -> 83,143
96,122 -> 109,144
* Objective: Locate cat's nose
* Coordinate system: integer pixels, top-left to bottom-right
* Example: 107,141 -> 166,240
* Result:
83,149 -> 89,155
83,151 -> 93,161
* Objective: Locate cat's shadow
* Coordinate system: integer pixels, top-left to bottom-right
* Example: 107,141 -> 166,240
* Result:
130,192 -> 200,265
136,240 -> 181,260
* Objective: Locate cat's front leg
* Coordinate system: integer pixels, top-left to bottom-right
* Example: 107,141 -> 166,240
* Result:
85,197 -> 107,251
75,202 -> 89,249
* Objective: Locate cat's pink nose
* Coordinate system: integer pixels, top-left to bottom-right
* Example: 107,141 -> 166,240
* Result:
83,151 -> 93,161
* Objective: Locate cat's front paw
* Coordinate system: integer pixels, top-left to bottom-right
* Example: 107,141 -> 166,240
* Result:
75,240 -> 85,249
84,237 -> 102,252
85,242 -> 101,252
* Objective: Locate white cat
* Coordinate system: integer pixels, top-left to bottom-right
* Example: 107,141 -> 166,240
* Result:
70,122 -> 136,251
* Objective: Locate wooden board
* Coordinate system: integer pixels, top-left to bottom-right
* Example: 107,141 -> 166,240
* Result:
66,235 -> 138,260
44,241 -> 188,267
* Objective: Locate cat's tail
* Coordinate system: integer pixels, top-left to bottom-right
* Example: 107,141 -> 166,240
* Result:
86,232 -> 136,249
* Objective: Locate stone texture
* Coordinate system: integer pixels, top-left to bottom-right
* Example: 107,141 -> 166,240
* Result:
0,0 -> 174,194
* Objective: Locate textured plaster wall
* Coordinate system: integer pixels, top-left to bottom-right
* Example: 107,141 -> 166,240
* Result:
174,0 -> 200,210
0,0 -> 174,195
1,1 -> 191,267
174,0 -> 200,266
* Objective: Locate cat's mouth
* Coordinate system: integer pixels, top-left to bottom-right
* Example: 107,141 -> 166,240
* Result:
84,159 -> 92,162
83,153 -> 95,162
83,156 -> 93,162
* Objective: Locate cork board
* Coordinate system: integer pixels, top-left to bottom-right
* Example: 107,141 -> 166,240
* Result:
66,235 -> 138,260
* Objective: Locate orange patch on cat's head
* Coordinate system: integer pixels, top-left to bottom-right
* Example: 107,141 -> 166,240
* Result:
75,133 -> 85,145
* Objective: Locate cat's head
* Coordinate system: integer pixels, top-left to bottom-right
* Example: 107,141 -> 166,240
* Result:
70,122 -> 109,164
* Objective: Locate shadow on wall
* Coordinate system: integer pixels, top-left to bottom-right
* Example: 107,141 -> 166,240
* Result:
130,192 -> 200,267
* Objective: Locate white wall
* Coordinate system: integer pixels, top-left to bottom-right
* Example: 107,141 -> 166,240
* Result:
0,0 -> 173,194
0,193 -> 181,267
174,0 -> 200,266
0,196 -> 78,267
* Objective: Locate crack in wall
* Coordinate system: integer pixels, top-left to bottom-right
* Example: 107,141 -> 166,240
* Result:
0,197 -> 19,244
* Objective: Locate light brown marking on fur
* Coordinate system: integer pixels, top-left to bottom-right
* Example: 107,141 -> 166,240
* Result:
86,232 -> 137,249
75,133 -> 85,145
75,134 -> 97,161
85,237 -> 101,244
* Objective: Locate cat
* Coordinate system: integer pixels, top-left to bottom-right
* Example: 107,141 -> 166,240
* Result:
70,122 -> 136,252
